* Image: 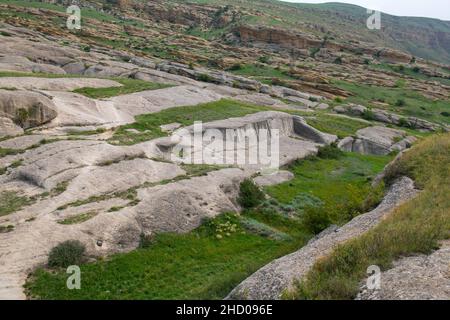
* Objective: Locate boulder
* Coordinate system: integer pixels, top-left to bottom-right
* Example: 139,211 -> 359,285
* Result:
62,61 -> 86,74
337,136 -> 354,152
337,126 -> 417,155
0,90 -> 57,129
334,104 -> 441,132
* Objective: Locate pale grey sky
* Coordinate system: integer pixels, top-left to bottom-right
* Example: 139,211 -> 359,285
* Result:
282,0 -> 450,21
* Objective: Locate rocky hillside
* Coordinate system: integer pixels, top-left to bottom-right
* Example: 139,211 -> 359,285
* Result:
0,0 -> 448,300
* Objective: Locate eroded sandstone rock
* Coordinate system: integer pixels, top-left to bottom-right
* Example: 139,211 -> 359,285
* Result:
0,90 -> 57,129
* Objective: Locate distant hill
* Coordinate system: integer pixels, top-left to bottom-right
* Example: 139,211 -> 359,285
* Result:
177,0 -> 450,64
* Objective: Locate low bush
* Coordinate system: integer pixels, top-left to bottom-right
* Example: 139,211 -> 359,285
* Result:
362,109 -> 375,121
238,179 -> 265,209
48,240 -> 86,268
395,99 -> 406,107
302,206 -> 332,234
317,143 -> 343,160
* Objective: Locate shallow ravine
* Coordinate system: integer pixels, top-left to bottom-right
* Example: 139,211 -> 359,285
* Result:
25,151 -> 393,299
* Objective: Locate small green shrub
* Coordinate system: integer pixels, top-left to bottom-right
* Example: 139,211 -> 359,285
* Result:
227,64 -> 242,71
48,240 -> 86,268
197,73 -> 214,83
302,206 -> 331,234
395,99 -> 406,107
440,111 -> 450,117
0,225 -> 14,233
14,108 -> 29,127
398,117 -> 410,128
310,47 -> 320,58
317,143 -> 343,160
362,109 -> 375,121
238,179 -> 265,209
258,56 -> 270,64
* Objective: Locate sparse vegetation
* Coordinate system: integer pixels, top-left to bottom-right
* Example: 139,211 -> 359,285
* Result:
316,143 -> 343,159
0,191 -> 34,217
334,80 -> 450,125
292,133 -> 450,300
110,99 -> 270,145
73,78 -> 172,99
47,240 -> 86,269
237,179 -> 265,209
58,211 -> 99,225
0,147 -> 23,158
26,150 -> 392,299
306,115 -> 369,139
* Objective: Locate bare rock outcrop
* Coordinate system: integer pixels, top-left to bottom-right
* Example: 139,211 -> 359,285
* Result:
334,104 -> 442,132
338,126 -> 417,155
0,77 -> 121,91
0,90 -> 57,130
155,111 -> 337,169
357,241 -> 450,300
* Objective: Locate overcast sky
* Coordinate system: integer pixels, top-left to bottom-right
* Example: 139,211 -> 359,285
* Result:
281,0 -> 450,21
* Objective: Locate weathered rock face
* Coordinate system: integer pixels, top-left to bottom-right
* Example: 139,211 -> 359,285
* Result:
338,126 -> 417,155
376,48 -> 413,64
0,90 -> 57,130
156,111 -> 337,169
334,104 -> 442,132
0,116 -> 23,137
357,240 -> 450,300
226,177 -> 418,300
144,1 -> 216,27
237,25 -> 324,51
253,170 -> 294,187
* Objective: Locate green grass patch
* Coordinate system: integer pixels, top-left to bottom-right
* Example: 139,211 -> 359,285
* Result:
0,191 -> 34,216
25,149 -> 391,299
0,224 -> 14,233
110,99 -> 271,145
56,164 -> 225,211
291,133 -> 450,300
0,147 -> 23,158
333,80 -> 450,125
229,64 -> 294,83
25,213 -> 300,300
306,115 -> 370,138
370,63 -> 450,86
72,79 -> 172,99
58,211 -> 98,225
266,152 -> 392,227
